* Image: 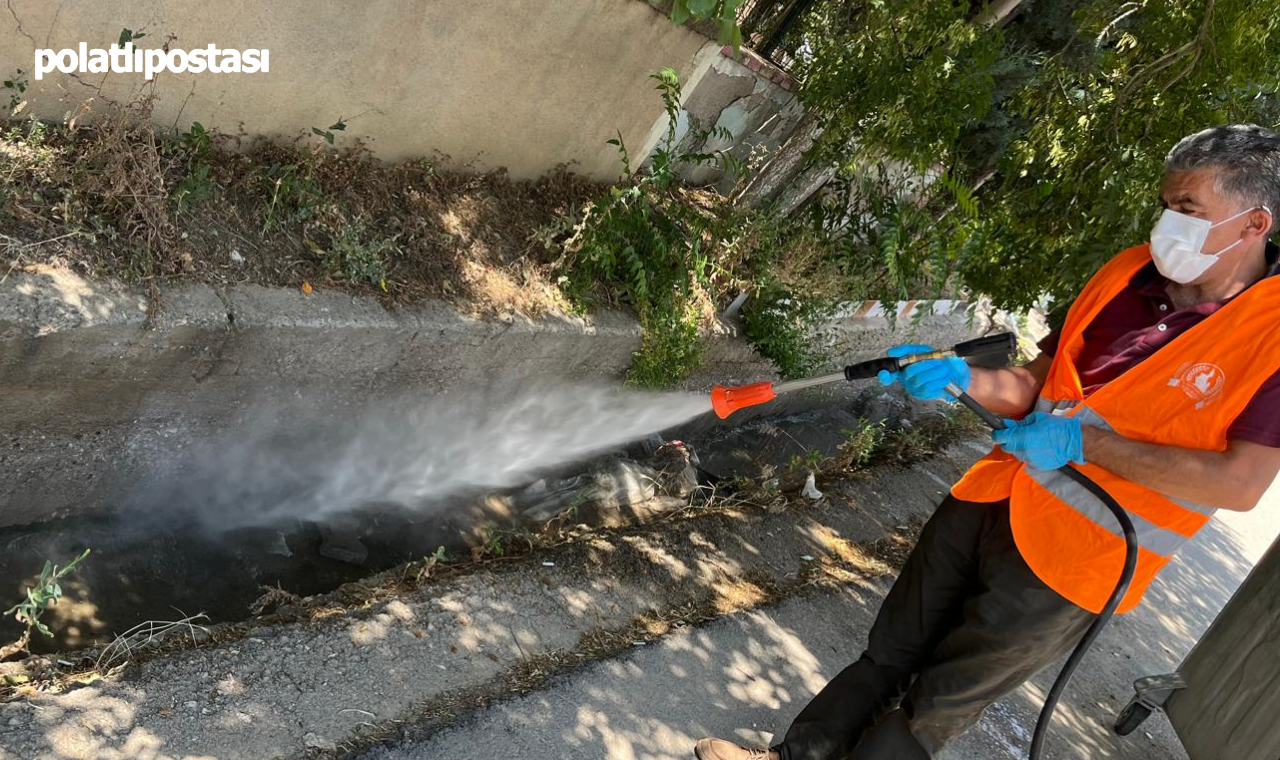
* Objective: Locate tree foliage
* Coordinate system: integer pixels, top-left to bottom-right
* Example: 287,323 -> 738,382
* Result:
563,0 -> 1280,382
978,0 -> 1280,312
790,0 -> 1280,316
662,0 -> 744,48
800,0 -> 1006,170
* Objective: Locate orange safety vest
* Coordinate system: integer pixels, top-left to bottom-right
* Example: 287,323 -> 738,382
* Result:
952,243 -> 1280,614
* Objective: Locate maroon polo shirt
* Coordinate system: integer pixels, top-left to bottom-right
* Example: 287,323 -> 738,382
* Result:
1038,243 -> 1280,448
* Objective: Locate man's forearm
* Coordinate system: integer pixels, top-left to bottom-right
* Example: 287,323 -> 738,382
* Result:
967,364 -> 1045,417
1081,427 -> 1267,512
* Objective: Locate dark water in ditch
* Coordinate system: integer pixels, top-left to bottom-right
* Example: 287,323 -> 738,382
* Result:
0,498 -> 470,653
0,383 -> 719,653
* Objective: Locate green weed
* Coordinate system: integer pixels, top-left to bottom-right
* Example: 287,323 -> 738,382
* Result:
321,219 -> 393,289
838,420 -> 886,470
550,67 -> 740,388
172,163 -> 215,211
2,549 -> 90,659
260,162 -> 323,231
628,304 -> 703,388
3,69 -> 27,116
787,447 -> 829,476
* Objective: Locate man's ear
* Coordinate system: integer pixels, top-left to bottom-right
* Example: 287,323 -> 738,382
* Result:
1246,207 -> 1274,241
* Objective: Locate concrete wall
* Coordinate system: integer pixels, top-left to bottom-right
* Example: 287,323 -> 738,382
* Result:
0,0 -> 711,179
635,44 -> 805,191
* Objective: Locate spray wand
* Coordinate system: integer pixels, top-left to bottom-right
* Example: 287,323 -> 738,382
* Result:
707,333 -> 1137,760
710,332 -> 1016,421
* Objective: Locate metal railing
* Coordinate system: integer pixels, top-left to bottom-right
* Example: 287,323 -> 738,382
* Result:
737,0 -> 821,72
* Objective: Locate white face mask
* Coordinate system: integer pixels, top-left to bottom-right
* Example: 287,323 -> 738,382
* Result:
1149,206 -> 1264,283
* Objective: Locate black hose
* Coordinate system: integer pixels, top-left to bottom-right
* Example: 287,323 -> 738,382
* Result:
1029,465 -> 1138,760
952,390 -> 1139,760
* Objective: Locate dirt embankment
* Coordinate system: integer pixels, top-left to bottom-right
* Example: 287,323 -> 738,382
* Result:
2,113 -> 600,317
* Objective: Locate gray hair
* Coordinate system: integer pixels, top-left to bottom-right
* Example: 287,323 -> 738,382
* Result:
1165,124 -> 1280,235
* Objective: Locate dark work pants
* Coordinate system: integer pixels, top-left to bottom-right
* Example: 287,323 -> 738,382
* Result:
776,496 -> 1096,760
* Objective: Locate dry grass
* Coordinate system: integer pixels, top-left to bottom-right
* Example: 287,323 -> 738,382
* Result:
94,612 -> 211,672
248,584 -> 304,616
0,612 -> 211,702
1,104 -> 600,317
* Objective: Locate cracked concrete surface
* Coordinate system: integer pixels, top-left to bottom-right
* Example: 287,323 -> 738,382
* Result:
666,49 -> 806,191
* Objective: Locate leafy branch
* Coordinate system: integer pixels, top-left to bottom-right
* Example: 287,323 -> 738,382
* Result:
2,549 -> 91,660
666,0 -> 744,49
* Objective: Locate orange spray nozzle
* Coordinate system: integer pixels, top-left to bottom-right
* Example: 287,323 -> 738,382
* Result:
710,382 -> 778,419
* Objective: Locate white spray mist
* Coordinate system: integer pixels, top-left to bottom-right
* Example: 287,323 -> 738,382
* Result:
131,383 -> 713,532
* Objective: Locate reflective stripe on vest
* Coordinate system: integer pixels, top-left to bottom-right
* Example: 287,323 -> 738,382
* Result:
1070,405 -> 1220,518
1025,399 -> 1219,553
1021,467 -> 1189,556
1034,398 -> 1082,416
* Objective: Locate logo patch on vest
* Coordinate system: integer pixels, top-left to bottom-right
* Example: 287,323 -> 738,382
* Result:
1168,362 -> 1226,409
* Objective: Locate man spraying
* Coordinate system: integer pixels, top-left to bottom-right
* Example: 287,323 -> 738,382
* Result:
696,124 -> 1280,760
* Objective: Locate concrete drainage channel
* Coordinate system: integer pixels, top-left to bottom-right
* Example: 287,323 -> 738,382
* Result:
0,390 -> 943,654
0,267 -> 979,654
0,441 -> 987,760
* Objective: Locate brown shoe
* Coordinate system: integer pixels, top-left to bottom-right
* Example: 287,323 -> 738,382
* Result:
694,737 -> 780,760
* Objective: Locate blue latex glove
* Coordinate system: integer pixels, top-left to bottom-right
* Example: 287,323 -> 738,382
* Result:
991,412 -> 1086,471
877,344 -> 971,401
